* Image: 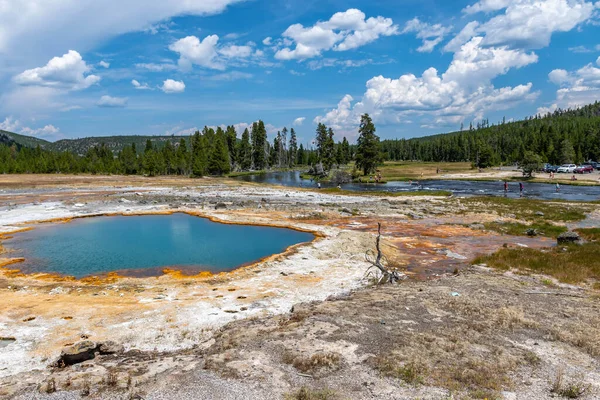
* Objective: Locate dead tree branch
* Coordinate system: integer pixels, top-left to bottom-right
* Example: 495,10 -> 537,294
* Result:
365,223 -> 406,284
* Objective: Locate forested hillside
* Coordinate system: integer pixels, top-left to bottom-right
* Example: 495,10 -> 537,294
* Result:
382,101 -> 600,166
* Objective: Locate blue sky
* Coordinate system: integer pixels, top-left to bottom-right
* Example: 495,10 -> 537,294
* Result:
1,0 -> 599,145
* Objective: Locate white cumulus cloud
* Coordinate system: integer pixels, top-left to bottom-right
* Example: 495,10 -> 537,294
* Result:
274,9 -> 398,60
13,50 -> 100,90
545,57 -> 600,109
161,79 -> 185,93
97,95 -> 128,108
315,37 -> 539,134
98,60 -> 110,68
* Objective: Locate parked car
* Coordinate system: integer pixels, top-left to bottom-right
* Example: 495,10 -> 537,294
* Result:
575,164 -> 594,174
557,164 -> 577,173
542,164 -> 558,173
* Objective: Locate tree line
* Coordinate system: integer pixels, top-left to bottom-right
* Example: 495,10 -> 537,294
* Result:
0,114 -> 382,176
381,101 -> 600,168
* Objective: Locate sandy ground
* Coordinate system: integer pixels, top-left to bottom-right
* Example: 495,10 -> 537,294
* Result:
0,175 -> 598,399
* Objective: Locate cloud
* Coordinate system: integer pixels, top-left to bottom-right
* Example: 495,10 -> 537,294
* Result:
135,62 -> 177,72
169,35 -> 261,71
170,35 -> 223,70
97,95 -> 128,107
293,117 -> 306,126
262,37 -> 272,46
0,116 -> 61,138
289,70 -> 305,76
13,50 -> 100,90
545,57 -> 600,109
463,0 -> 512,14
443,21 -> 480,53
274,9 -> 399,60
402,18 -> 452,53
0,0 -> 246,64
98,60 -> 110,68
477,0 -> 597,49
161,79 -> 185,93
131,79 -> 151,90
315,37 -> 539,134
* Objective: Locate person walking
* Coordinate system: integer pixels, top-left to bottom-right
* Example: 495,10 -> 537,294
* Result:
504,181 -> 508,192
556,182 -> 560,192
519,182 -> 524,197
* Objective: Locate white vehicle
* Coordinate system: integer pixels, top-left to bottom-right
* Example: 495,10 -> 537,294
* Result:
557,164 -> 577,173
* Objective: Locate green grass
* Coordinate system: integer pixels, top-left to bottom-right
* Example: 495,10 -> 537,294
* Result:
226,170 -> 267,178
474,243 -> 600,285
459,196 -> 590,222
575,228 -> 600,241
373,161 -> 473,181
483,222 -> 568,238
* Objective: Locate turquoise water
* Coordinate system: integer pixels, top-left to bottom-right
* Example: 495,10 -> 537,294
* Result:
4,214 -> 314,278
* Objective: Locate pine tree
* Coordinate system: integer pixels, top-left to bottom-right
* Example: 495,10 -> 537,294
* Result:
323,127 -> 335,170
176,138 -> 189,175
252,120 -> 267,170
355,114 -> 381,175
226,125 -> 237,170
341,137 -> 351,164
239,128 -> 252,170
297,143 -> 305,165
191,131 -> 207,177
289,128 -> 298,167
561,139 -> 576,164
208,129 -> 231,175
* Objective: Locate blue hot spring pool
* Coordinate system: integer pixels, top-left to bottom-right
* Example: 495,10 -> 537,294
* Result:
2,213 -> 315,278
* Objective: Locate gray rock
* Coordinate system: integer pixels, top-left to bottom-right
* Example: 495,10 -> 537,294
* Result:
98,341 -> 124,355
215,202 -> 227,210
57,341 -> 97,366
340,207 -> 353,214
470,223 -> 485,230
526,228 -> 538,237
535,211 -> 545,216
557,231 -> 581,245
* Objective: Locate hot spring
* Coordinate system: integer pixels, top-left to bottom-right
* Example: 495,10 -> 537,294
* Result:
2,213 -> 314,278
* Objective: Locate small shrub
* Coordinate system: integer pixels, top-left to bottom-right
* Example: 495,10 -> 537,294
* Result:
375,357 -> 427,385
551,370 -> 589,399
285,387 -> 337,400
284,352 -> 341,374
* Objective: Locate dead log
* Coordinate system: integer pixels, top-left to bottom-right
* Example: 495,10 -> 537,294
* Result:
365,223 -> 406,284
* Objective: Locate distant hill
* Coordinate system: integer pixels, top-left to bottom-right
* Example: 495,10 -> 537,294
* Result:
0,130 -> 52,149
50,135 -> 188,155
0,130 -> 188,155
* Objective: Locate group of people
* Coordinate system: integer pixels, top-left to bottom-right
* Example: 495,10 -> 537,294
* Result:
504,181 -> 561,194
503,181 -> 526,197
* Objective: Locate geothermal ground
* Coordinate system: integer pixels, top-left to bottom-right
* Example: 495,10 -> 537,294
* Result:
0,175 -> 599,400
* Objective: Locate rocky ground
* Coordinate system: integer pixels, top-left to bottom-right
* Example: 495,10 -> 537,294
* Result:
0,175 -> 598,399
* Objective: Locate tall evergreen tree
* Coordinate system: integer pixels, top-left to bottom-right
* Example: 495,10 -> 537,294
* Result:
191,131 -> 207,177
225,125 -> 237,169
208,129 -> 231,175
176,138 -> 189,175
289,128 -> 298,167
252,120 -> 267,170
239,128 -> 252,170
355,114 -> 381,175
